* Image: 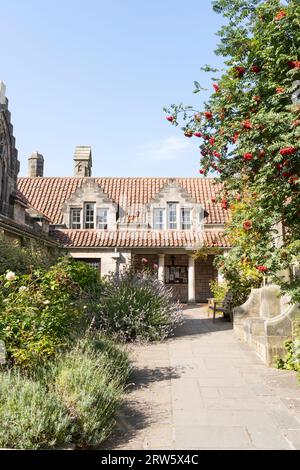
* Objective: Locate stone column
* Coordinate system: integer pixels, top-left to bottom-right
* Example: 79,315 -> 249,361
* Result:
188,254 -> 196,303
158,254 -> 165,282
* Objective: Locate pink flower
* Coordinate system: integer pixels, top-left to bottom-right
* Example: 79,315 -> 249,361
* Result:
243,220 -> 252,231
141,258 -> 148,264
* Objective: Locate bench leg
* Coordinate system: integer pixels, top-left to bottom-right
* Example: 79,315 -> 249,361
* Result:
213,306 -> 216,323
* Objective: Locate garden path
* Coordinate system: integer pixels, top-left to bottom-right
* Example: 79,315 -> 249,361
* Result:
103,305 -> 300,450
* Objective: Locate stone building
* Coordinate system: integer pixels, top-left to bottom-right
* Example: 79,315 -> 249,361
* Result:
0,81 -> 19,219
18,147 -> 230,302
0,80 -> 229,302
0,82 -> 57,249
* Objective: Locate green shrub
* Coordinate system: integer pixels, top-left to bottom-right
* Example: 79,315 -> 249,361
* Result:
0,334 -> 130,449
96,267 -> 182,342
0,257 -> 103,367
214,248 -> 262,308
277,339 -> 300,374
0,371 -> 73,449
0,235 -> 60,275
77,333 -> 131,386
209,279 -> 228,303
52,334 -> 130,447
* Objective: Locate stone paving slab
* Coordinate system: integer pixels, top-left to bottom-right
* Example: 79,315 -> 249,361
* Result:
102,306 -> 300,450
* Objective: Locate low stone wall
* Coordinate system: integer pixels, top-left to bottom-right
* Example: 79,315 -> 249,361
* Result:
233,285 -> 300,366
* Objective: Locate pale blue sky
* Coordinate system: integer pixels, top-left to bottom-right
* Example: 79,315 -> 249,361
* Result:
1,0 -> 224,177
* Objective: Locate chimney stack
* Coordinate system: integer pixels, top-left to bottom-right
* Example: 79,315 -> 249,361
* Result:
28,151 -> 44,177
74,146 -> 92,176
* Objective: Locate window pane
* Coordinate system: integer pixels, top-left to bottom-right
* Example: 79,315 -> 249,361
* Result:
168,203 -> 177,229
154,208 -> 164,230
70,208 -> 81,229
97,208 -> 108,229
75,258 -> 101,273
84,203 -> 95,229
181,208 -> 191,230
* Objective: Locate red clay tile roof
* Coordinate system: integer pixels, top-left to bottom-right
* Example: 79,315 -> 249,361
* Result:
17,177 -> 227,225
52,229 -> 230,249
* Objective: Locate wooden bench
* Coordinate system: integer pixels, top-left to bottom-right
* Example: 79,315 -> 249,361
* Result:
208,292 -> 234,322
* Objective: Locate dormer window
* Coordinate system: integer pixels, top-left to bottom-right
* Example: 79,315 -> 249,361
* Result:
97,208 -> 108,230
181,208 -> 191,230
70,208 -> 81,229
84,202 -> 95,229
167,202 -> 177,229
153,208 -> 164,230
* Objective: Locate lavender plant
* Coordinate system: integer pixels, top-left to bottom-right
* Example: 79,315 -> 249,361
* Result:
96,267 -> 183,342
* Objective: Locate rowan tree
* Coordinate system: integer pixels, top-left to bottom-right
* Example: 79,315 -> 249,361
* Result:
165,0 -> 300,302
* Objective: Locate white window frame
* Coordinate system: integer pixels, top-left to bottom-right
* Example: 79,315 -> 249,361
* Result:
153,208 -> 164,230
97,208 -> 109,230
70,207 -> 82,229
181,208 -> 192,230
84,202 -> 95,229
167,202 -> 178,230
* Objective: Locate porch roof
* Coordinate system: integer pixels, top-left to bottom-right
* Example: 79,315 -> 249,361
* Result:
51,229 -> 230,249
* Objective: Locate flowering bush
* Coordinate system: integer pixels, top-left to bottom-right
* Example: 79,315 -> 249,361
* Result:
95,266 -> 182,341
165,0 -> 300,305
0,257 -> 103,367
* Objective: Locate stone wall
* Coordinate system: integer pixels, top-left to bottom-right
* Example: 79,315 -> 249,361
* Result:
69,249 -> 132,276
233,284 -> 300,366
